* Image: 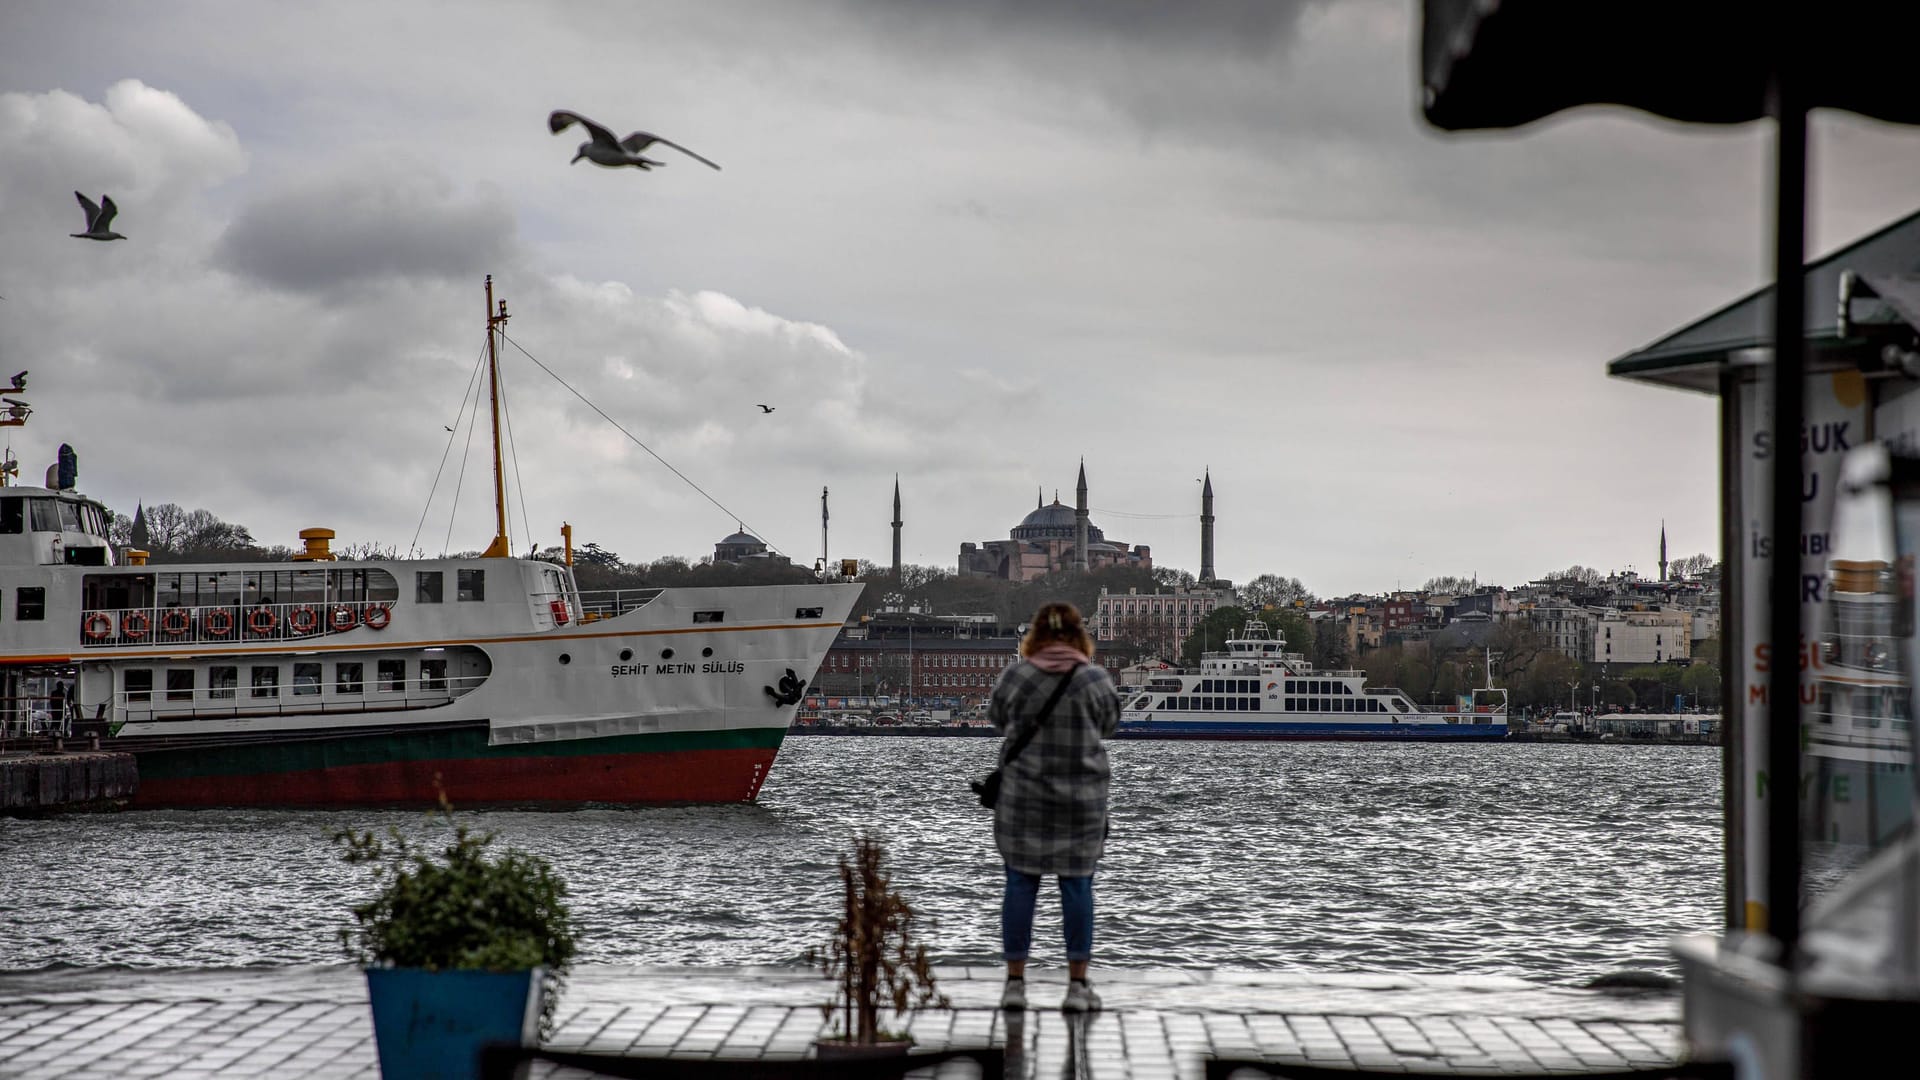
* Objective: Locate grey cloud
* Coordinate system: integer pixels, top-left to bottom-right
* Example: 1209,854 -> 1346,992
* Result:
841,0 -> 1322,59
214,164 -> 516,294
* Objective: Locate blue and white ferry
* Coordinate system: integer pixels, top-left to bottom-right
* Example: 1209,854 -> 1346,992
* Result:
1115,621 -> 1507,740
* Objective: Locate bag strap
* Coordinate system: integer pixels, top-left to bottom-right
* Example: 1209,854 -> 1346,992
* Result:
999,664 -> 1081,767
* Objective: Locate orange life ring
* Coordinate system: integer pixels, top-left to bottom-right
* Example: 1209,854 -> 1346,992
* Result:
248,607 -> 278,635
160,608 -> 191,637
82,611 -> 112,640
204,609 -> 234,637
329,605 -> 358,632
121,611 -> 151,640
289,605 -> 319,634
363,604 -> 391,631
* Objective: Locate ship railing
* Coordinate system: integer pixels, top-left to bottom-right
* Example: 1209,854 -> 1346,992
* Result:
78,600 -> 398,649
573,588 -> 663,623
110,672 -> 485,725
0,694 -> 70,739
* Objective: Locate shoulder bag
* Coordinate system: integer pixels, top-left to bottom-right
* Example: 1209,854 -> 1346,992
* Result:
971,664 -> 1080,809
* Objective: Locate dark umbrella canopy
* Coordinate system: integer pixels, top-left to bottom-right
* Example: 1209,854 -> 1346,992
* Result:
1422,0 -> 1920,130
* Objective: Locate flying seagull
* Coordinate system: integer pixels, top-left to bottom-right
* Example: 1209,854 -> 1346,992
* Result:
548,110 -> 721,171
754,404 -> 775,414
71,192 -> 126,241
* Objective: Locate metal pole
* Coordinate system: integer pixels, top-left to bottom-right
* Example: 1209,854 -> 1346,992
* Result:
481,276 -> 512,559
1765,68 -> 1807,957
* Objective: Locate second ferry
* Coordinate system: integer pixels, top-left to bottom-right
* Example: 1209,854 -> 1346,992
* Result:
1116,621 -> 1507,740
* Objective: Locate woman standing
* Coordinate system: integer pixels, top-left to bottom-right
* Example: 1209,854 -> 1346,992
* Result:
989,601 -> 1120,1012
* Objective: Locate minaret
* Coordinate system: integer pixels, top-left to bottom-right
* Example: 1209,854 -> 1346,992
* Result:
1200,469 -> 1215,585
891,475 -> 903,581
1659,520 -> 1668,582
1073,459 -> 1089,572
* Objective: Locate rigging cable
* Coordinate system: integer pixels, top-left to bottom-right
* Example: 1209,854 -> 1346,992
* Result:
495,345 -> 536,557
442,363 -> 487,558
1088,507 -> 1198,520
410,339 -> 490,558
500,331 -> 786,558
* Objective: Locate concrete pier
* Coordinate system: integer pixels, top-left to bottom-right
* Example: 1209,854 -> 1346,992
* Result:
0,751 -> 137,814
0,965 -> 1686,1078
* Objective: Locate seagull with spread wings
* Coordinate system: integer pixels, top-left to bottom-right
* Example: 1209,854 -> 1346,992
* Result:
754,404 -> 775,414
548,110 -> 721,171
70,192 -> 126,241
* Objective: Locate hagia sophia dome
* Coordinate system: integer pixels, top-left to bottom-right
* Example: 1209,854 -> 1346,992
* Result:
1010,495 -> 1112,548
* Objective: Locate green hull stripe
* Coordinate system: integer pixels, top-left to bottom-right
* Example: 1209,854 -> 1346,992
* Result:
136,724 -> 788,781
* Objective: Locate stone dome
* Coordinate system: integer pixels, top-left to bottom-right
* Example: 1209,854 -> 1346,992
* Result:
1010,499 -> 1106,544
1017,501 -> 1077,530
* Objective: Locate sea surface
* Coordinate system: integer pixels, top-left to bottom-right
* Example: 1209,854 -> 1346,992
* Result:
0,739 -> 1722,985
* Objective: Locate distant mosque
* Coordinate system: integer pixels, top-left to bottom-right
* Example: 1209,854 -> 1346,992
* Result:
713,526 -> 790,566
956,463 -> 1153,582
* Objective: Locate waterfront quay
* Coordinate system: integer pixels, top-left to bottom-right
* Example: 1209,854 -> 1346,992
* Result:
0,748 -> 137,813
0,965 -> 1685,1078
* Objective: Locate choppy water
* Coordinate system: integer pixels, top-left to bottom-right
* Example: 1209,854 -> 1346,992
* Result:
0,740 -> 1721,985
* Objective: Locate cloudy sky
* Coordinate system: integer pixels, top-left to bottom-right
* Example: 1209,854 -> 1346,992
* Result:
4,1 -> 1919,596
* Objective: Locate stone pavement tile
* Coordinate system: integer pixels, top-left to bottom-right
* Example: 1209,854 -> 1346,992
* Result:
1585,1020 -> 1674,1065
1200,1013 -> 1260,1057
1280,1015 -> 1351,1063
628,1002 -> 703,1048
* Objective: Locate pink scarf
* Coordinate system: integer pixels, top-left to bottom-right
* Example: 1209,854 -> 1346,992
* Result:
1027,642 -> 1091,673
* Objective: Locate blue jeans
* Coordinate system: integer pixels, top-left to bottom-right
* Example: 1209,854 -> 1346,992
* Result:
1001,865 -> 1093,963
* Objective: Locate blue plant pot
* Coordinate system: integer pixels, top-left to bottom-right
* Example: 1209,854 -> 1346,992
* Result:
365,967 -> 543,1080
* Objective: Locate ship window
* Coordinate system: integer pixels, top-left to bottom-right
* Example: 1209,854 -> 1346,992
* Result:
1285,698 -> 1295,710
251,666 -> 279,699
293,663 -> 322,696
124,668 -> 152,703
377,660 -> 405,692
30,498 -> 57,531
16,587 -> 43,621
166,670 -> 194,702
1285,680 -> 1295,693
336,662 -> 364,695
210,666 -> 237,699
416,571 -> 443,603
0,497 -> 19,533
457,569 -> 484,602
421,658 -> 448,692
796,607 -> 824,619
693,610 -> 725,624
58,501 -> 81,531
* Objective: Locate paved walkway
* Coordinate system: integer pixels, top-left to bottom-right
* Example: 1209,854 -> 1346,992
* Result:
0,966 -> 1684,1078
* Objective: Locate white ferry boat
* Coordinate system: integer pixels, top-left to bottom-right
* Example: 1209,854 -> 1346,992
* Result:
1116,621 -> 1507,740
0,279 -> 861,807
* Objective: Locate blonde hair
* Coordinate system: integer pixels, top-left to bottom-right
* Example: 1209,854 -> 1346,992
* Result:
1019,601 -> 1096,659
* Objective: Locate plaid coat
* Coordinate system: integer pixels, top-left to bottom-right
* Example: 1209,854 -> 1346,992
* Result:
988,660 -> 1120,877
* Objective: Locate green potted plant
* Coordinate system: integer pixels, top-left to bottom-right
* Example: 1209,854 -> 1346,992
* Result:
808,833 -> 948,1059
336,810 -> 578,1080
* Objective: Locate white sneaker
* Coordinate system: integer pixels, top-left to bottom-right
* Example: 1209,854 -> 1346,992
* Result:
1062,978 -> 1101,1012
1000,977 -> 1027,1011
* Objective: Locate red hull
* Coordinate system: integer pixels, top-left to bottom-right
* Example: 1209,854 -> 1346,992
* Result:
130,746 -> 780,808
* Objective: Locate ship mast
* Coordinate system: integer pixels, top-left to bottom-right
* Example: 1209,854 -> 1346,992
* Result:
481,275 -> 512,559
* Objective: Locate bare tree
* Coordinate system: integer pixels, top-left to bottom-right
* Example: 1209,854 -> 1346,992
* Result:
1241,573 -> 1314,610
